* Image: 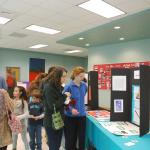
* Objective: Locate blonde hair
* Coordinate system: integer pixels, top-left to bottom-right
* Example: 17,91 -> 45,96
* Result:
71,66 -> 85,80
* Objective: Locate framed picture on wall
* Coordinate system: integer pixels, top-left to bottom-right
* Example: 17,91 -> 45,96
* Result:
6,67 -> 20,81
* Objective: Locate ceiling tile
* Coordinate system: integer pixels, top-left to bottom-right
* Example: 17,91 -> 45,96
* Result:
0,6 -> 20,18
105,0 -> 150,13
40,0 -> 73,13
2,0 -> 33,13
144,0 -> 150,3
22,0 -> 45,6
0,0 -> 6,4
61,6 -> 91,19
62,0 -> 88,5
25,7 -> 56,19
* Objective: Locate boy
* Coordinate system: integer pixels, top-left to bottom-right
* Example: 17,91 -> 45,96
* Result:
28,89 -> 44,150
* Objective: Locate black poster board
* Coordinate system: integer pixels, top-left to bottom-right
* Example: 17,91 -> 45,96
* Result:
140,65 -> 150,136
88,71 -> 99,110
110,68 -> 132,121
110,65 -> 150,136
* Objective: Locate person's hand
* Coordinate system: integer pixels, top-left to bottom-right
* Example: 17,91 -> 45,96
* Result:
71,108 -> 79,116
29,115 -> 34,119
34,116 -> 40,120
16,116 -> 21,120
64,92 -> 71,98
64,97 -> 71,105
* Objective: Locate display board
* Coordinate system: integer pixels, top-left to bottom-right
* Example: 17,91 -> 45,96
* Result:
93,61 -> 150,90
88,71 -> 99,110
110,68 -> 132,122
140,65 -> 150,136
110,65 -> 150,136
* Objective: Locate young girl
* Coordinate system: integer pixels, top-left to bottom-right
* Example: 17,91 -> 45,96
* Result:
12,86 -> 29,150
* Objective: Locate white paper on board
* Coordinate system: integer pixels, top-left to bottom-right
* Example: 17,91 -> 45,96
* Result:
99,121 -> 139,136
112,76 -> 126,91
134,70 -> 140,79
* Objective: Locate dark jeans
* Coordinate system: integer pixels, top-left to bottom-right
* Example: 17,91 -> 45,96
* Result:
28,124 -> 42,150
0,146 -> 7,150
45,126 -> 63,150
64,116 -> 86,150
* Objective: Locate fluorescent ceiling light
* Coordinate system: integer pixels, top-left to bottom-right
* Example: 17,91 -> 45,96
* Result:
0,16 -> 11,24
30,44 -> 48,49
114,26 -> 120,29
119,37 -> 125,41
26,25 -> 61,35
85,43 -> 90,46
78,0 -> 125,18
78,37 -> 85,40
65,50 -> 82,54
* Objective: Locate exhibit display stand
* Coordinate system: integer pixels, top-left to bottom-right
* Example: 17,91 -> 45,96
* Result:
110,65 -> 150,136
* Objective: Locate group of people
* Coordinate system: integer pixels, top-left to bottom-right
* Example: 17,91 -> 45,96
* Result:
0,66 -> 87,150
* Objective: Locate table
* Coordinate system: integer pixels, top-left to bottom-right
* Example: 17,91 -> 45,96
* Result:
86,116 -> 150,150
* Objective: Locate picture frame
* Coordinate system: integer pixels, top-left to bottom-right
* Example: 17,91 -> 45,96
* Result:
6,67 -> 20,81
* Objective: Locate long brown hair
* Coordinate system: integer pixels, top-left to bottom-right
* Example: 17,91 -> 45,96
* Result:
33,73 -> 47,86
49,66 -> 67,89
42,66 -> 56,82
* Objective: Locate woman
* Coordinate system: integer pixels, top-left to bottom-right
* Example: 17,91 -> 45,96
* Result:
43,66 -> 70,150
0,89 -> 14,150
63,66 -> 87,150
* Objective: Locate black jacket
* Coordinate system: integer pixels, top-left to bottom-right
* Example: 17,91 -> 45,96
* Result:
43,82 -> 66,128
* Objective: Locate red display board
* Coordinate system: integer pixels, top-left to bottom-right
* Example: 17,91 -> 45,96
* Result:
93,61 -> 150,90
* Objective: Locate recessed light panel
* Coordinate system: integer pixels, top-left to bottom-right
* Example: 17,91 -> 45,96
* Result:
26,25 -> 61,35
0,16 -> 11,24
79,0 -> 125,18
30,44 -> 48,49
65,50 -> 82,53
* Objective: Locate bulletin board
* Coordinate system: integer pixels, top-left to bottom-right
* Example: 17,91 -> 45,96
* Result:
93,61 -> 150,90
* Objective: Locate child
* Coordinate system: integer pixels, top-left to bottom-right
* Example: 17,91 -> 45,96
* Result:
12,86 -> 29,150
28,89 -> 44,150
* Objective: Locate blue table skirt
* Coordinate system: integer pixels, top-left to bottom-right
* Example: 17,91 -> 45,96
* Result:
86,116 -> 150,150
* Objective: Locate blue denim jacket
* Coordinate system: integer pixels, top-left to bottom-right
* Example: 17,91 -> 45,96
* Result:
63,80 -> 87,117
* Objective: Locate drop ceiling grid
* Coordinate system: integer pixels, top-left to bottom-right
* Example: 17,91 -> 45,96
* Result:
0,0 -> 149,57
